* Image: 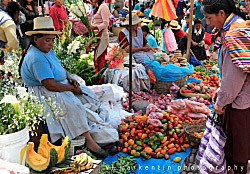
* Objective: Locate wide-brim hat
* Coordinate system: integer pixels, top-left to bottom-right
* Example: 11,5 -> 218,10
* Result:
25,17 -> 62,36
123,13 -> 142,26
169,20 -> 181,30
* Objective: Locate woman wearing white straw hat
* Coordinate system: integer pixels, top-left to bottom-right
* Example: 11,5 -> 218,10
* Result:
19,17 -> 121,158
169,19 -> 186,45
118,13 -> 157,71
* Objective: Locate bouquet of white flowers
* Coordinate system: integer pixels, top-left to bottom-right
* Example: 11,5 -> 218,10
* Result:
66,0 -> 92,29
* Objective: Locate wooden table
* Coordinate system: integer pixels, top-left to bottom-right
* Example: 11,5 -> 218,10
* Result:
30,158 -> 102,174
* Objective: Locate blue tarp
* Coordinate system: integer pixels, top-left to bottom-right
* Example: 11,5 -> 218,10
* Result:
102,147 -> 191,174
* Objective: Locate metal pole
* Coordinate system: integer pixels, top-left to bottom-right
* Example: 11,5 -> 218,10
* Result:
186,0 -> 194,61
128,0 -> 132,111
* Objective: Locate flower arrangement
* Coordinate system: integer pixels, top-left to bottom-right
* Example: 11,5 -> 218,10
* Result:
105,45 -> 127,68
0,50 -> 62,135
0,50 -> 19,79
66,0 -> 92,29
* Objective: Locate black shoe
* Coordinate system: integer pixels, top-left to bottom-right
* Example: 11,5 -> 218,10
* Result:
90,148 -> 108,159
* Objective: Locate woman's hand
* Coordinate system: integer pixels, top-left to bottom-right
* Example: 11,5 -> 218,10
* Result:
192,41 -> 199,46
71,86 -> 84,95
142,47 -> 152,52
214,102 -> 225,115
68,79 -> 80,88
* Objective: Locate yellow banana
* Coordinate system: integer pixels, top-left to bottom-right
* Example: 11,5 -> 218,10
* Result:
85,156 -> 93,170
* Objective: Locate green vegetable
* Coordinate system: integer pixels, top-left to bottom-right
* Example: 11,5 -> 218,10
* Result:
136,141 -> 142,146
143,137 -> 150,143
151,144 -> 157,151
135,146 -> 142,151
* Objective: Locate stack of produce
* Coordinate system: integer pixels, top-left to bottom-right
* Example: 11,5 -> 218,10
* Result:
101,155 -> 137,173
168,50 -> 187,67
118,105 -> 191,160
168,99 -> 211,122
187,72 -> 220,89
193,128 -> 205,139
181,82 -> 214,99
203,59 -> 217,69
122,91 -> 173,111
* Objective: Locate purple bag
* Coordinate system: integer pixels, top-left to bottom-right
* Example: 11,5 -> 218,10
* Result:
195,114 -> 227,174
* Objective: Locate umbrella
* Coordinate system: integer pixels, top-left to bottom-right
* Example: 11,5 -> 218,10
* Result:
150,0 -> 177,21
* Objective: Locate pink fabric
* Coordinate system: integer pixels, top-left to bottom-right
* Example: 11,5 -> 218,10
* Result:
93,2 -> 110,32
49,4 -> 68,32
163,28 -> 178,51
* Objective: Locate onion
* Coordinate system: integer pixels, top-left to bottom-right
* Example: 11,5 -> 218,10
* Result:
198,98 -> 205,103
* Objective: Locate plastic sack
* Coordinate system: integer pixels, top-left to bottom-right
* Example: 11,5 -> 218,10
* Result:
146,103 -> 162,115
186,77 -> 202,84
145,59 -> 194,81
148,112 -> 163,119
147,118 -> 163,127
190,55 -> 203,66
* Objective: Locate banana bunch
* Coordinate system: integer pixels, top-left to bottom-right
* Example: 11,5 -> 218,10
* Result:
70,153 -> 94,171
50,153 -> 94,174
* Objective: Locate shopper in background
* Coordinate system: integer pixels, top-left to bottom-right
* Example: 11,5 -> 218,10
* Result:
169,20 -> 186,45
133,0 -> 140,10
0,1 -> 20,50
19,0 -> 39,50
182,13 -> 190,32
201,0 -> 250,173
0,0 -> 10,10
49,0 -> 68,32
111,4 -> 121,18
194,0 -> 204,19
141,25 -> 158,48
89,0 -> 110,73
119,14 -> 156,71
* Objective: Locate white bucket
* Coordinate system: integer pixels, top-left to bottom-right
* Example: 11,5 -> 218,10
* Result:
69,136 -> 85,156
0,128 -> 29,165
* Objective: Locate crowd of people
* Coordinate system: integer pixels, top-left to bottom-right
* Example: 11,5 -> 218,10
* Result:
0,0 -> 250,172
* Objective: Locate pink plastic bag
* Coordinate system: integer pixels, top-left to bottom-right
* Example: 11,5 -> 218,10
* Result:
147,118 -> 163,127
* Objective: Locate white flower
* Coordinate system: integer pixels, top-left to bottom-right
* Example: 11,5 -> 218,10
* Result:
1,95 -> 19,104
77,1 -> 86,16
1,95 -> 21,114
67,40 -> 81,54
70,4 -> 83,17
15,87 -> 29,99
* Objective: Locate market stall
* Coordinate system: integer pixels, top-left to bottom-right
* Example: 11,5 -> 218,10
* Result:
0,0 -> 229,173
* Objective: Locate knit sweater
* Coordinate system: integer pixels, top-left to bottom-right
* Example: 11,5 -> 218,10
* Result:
217,15 -> 250,109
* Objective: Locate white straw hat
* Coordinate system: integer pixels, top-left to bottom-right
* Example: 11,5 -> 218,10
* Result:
123,13 -> 142,26
169,20 -> 181,30
25,17 -> 62,36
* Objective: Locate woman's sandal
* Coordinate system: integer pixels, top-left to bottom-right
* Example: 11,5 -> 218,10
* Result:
90,148 -> 108,158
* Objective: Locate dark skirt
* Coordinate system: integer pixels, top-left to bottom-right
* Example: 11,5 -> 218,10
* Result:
222,104 -> 250,163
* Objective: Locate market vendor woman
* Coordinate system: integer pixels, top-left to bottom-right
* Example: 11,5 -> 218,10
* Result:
89,0 -> 110,73
20,17 -> 118,158
201,0 -> 250,173
118,13 -> 157,71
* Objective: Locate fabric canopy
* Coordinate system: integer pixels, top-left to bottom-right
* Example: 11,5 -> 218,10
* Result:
150,0 -> 177,21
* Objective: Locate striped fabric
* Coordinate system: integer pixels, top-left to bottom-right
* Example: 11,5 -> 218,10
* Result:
224,20 -> 250,73
150,0 -> 177,21
196,116 -> 227,174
